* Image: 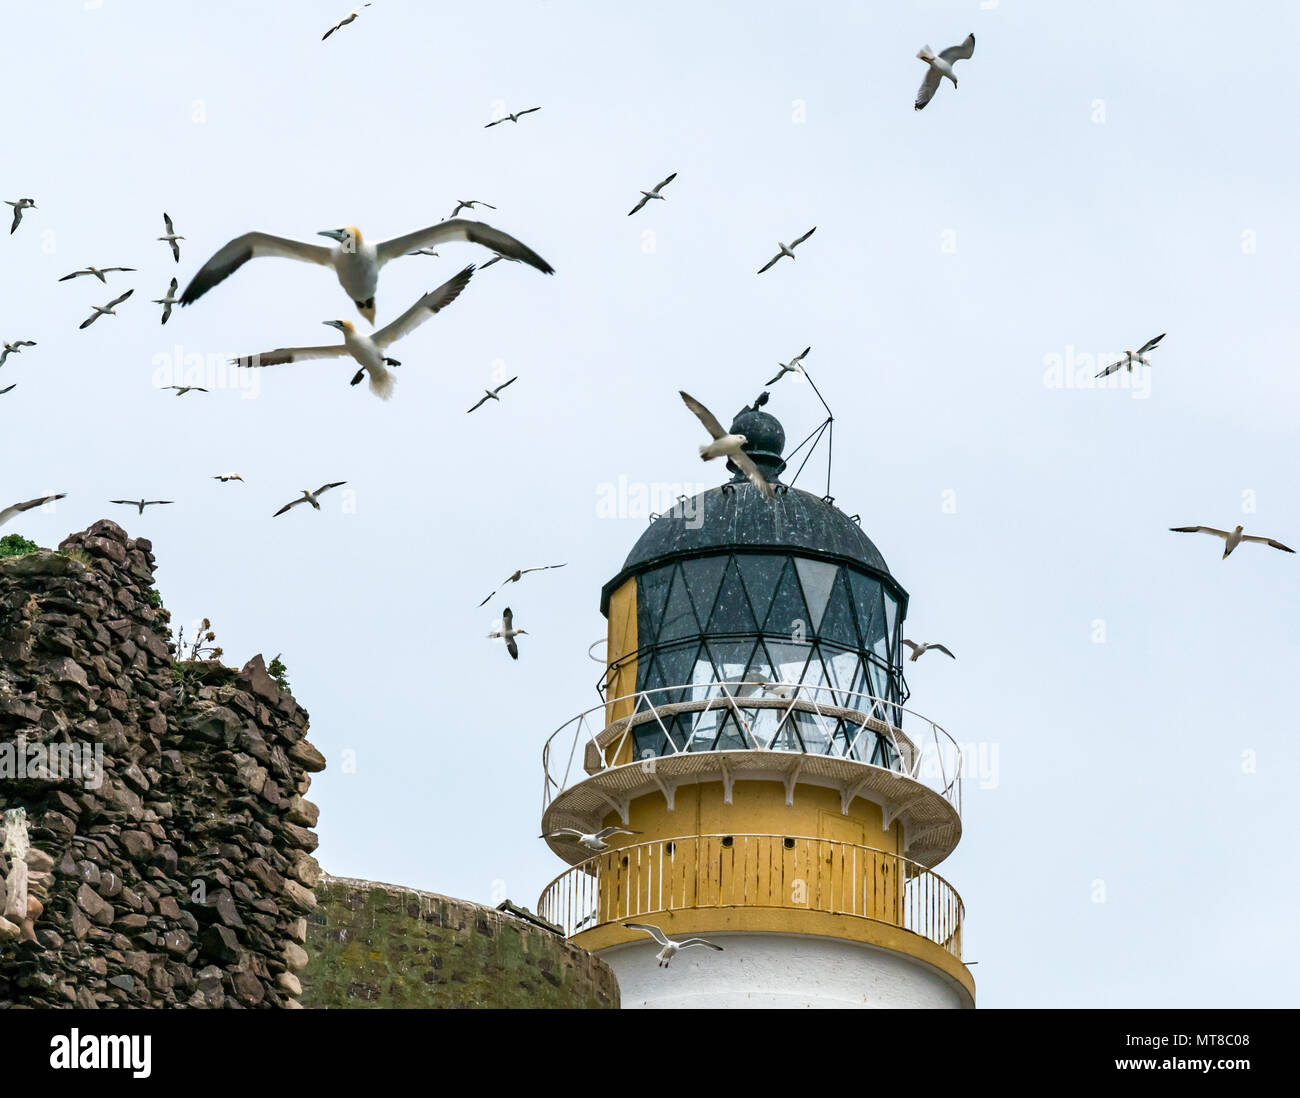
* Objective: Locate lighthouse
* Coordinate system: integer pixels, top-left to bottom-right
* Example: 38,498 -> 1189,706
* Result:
538,400 -> 973,1008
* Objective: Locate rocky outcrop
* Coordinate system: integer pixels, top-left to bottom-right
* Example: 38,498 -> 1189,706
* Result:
0,521 -> 324,1007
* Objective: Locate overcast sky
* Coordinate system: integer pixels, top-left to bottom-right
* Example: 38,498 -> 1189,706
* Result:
4,0 -> 1298,1007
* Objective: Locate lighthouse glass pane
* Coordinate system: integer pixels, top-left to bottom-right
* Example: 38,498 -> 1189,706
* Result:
794,558 -> 837,632
683,555 -> 727,628
763,560 -> 810,637
658,567 -> 699,643
819,571 -> 860,649
736,554 -> 784,627
637,567 -> 674,646
708,558 -> 758,636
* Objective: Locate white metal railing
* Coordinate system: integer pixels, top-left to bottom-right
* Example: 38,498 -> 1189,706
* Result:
541,682 -> 961,817
537,833 -> 964,959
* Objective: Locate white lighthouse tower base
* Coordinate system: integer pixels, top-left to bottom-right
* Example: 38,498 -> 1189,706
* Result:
602,933 -> 970,1009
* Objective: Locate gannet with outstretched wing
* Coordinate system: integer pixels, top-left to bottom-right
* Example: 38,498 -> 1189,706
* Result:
59,266 -> 136,283
233,265 -> 475,400
0,493 -> 65,529
180,219 -> 549,324
478,562 -> 566,607
487,606 -> 527,660
680,391 -> 776,499
449,199 -> 495,217
153,278 -> 179,324
323,3 -> 371,40
1169,525 -> 1295,559
157,213 -> 184,262
110,499 -> 173,515
915,33 -> 975,111
79,290 -> 134,329
1097,333 -> 1166,378
466,375 -> 518,413
0,341 -> 36,367
275,482 -> 346,517
767,346 -> 810,385
628,173 -> 676,216
757,227 -> 816,273
484,107 -> 541,127
6,199 -> 35,234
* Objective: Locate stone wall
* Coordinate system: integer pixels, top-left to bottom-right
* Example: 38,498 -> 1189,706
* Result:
301,875 -> 619,1009
0,520 -> 325,1007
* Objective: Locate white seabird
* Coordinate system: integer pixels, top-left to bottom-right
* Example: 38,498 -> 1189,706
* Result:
110,498 -> 174,515
153,278 -> 179,325
766,346 -> 810,386
467,375 -> 518,413
233,265 -> 474,401
624,923 -> 724,968
914,33 -> 975,111
0,340 -> 36,367
478,562 -> 566,607
903,640 -> 956,662
757,227 -> 816,274
157,213 -> 184,262
59,266 -> 136,283
180,218 -> 549,324
542,826 -> 640,853
487,606 -> 528,660
1096,333 -> 1166,378
6,199 -> 35,234
449,199 -> 496,218
680,390 -> 776,499
213,473 -> 244,483
484,107 -> 541,127
0,493 -> 65,529
628,173 -> 677,216
323,3 -> 371,40
1169,525 -> 1295,559
79,289 -> 134,329
274,482 -> 346,517
164,385 -> 208,396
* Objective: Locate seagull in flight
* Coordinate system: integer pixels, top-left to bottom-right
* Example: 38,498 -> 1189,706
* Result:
485,107 -> 541,127
157,213 -> 184,262
542,826 -> 640,853
680,391 -> 775,500
233,265 -> 475,401
213,473 -> 244,483
153,278 -> 179,324
6,199 -> 35,234
323,3 -> 371,40
1169,525 -> 1295,559
180,218 -> 549,324
767,346 -> 810,386
0,493 -> 65,529
466,375 -> 518,413
628,173 -> 677,216
59,265 -> 136,283
274,482 -> 346,517
478,562 -> 566,607
487,607 -> 528,660
1096,333 -> 1166,378
914,33 -> 975,111
79,289 -> 134,329
163,385 -> 208,396
110,499 -> 173,515
757,227 -> 816,274
0,341 -> 36,367
624,923 -> 724,968
449,199 -> 495,218
903,640 -> 956,662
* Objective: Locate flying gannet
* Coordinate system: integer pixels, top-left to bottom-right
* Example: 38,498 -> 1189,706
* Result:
466,375 -> 518,413
914,33 -> 975,111
487,606 -> 527,660
628,173 -> 677,216
233,265 -> 474,401
0,493 -> 66,529
484,107 -> 541,127
1096,333 -> 1166,378
449,199 -> 496,218
163,385 -> 208,396
180,218 -> 549,324
478,562 -> 566,607
624,923 -> 724,968
59,266 -> 136,283
0,340 -> 36,367
79,290 -> 134,329
680,390 -> 776,500
541,826 -> 640,853
1169,525 -> 1295,559
757,227 -> 816,274
274,482 -> 346,517
903,640 -> 956,662
766,346 -> 811,385
213,473 -> 244,483
323,3 -> 371,40
153,278 -> 179,324
6,199 -> 35,234
110,499 -> 174,515
157,213 -> 184,262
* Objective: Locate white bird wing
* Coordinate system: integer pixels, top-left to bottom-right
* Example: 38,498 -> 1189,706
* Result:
1169,526 -> 1230,539
1240,534 -> 1296,553
902,639 -> 919,653
930,644 -> 956,659
914,67 -> 942,111
542,828 -> 583,841
179,233 -> 334,305
106,289 -> 134,308
628,194 -> 651,217
501,607 -> 514,631
274,497 -> 307,517
467,393 -> 492,414
939,33 -> 975,63
1095,358 -> 1125,378
314,481 -> 346,497
372,265 -> 475,347
625,923 -> 671,947
654,172 -> 677,192
163,212 -> 175,235
791,226 -> 816,248
792,346 -> 810,364
679,391 -> 727,439
679,939 -> 724,951
0,493 -> 65,528
374,219 -> 554,273
595,825 -> 638,839
732,448 -> 776,500
232,344 -> 350,368
1138,332 -> 1166,354
757,252 -> 782,274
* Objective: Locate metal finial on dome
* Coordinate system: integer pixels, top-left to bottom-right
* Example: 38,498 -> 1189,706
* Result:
726,403 -> 786,484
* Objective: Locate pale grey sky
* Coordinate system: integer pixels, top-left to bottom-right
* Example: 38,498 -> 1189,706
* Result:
4,0 -> 1298,1007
